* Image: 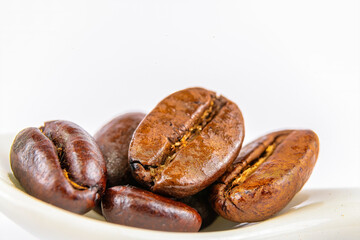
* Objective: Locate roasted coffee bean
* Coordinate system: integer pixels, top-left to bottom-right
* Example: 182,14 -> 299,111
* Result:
101,185 -> 202,232
93,113 -> 145,215
10,120 -> 106,214
129,87 -> 245,198
178,188 -> 218,229
210,130 -> 319,223
94,112 -> 145,187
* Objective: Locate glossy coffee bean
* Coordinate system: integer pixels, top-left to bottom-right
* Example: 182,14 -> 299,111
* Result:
94,112 -> 145,187
101,185 -> 202,232
129,87 -> 245,198
210,130 -> 319,222
10,120 -> 106,214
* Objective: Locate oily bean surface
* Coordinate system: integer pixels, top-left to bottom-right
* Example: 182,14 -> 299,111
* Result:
94,112 -> 145,187
210,129 -> 319,223
129,87 -> 245,198
101,185 -> 202,232
10,120 -> 106,214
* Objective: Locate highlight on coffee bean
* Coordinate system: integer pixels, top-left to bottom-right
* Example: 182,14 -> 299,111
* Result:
210,129 -> 319,223
129,87 -> 245,198
10,120 -> 106,214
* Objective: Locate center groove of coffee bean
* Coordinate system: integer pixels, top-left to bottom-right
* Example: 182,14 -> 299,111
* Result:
57,147 -> 88,190
225,134 -> 290,197
39,127 -> 88,190
231,144 -> 275,186
149,95 -> 226,181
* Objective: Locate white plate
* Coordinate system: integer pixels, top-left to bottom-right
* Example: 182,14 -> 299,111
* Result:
0,133 -> 359,240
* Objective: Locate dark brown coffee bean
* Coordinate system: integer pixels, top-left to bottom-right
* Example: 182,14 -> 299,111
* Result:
178,188 -> 218,229
94,112 -> 145,187
210,129 -> 319,223
129,87 -> 245,198
10,120 -> 106,214
101,185 -> 202,232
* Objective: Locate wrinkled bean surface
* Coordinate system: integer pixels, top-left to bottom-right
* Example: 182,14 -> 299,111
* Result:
210,129 -> 319,222
10,120 -> 106,214
129,87 -> 245,198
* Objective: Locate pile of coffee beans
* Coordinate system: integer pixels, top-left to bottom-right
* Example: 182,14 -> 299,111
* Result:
10,87 -> 319,232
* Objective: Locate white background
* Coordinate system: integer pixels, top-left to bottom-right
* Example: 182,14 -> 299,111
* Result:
0,0 -> 359,239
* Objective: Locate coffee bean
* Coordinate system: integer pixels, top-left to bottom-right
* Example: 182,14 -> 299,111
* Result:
210,130 -> 319,222
94,112 -> 145,187
129,87 -> 245,198
10,120 -> 106,214
101,185 -> 202,232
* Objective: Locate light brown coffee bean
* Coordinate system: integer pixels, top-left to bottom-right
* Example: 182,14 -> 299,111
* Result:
210,130 -> 319,222
129,87 -> 245,198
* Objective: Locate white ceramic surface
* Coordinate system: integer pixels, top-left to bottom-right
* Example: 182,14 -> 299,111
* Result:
0,133 -> 359,240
